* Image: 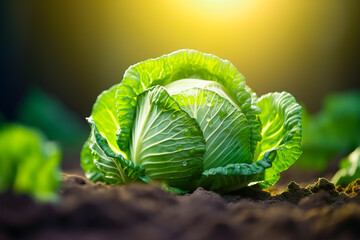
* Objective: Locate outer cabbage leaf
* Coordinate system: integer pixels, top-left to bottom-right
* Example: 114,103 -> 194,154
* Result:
81,132 -> 104,183
81,120 -> 145,184
91,84 -> 123,155
115,49 -> 261,157
200,150 -> 275,193
129,86 -> 206,191
332,147 -> 360,187
254,92 -> 302,188
80,84 -> 145,184
0,124 -> 61,202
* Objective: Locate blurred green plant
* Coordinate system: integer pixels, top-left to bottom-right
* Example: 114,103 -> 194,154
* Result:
332,147 -> 360,186
0,124 -> 61,201
17,88 -> 87,152
297,91 -> 360,171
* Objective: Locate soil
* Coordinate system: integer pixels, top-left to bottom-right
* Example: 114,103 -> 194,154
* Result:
1,174 -> 360,240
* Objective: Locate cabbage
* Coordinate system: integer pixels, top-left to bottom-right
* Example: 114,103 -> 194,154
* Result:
81,50 -> 302,193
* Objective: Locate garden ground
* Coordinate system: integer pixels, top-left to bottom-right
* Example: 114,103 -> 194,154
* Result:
1,172 -> 360,240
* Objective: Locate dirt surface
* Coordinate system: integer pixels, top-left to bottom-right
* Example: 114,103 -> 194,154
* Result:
1,174 -> 360,240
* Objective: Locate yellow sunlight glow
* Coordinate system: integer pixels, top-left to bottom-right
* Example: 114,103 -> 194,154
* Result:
183,0 -> 260,20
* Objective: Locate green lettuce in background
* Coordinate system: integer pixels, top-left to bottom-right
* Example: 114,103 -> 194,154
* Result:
297,91 -> 360,171
0,124 -> 61,201
332,147 -> 360,186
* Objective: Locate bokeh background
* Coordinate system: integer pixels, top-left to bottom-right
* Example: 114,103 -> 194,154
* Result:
1,0 -> 360,175
2,0 -> 360,116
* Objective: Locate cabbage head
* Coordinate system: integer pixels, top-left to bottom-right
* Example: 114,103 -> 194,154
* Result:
81,50 -> 302,194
